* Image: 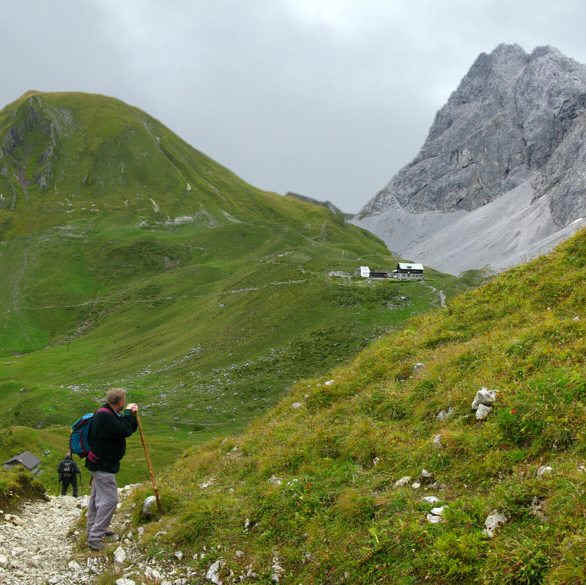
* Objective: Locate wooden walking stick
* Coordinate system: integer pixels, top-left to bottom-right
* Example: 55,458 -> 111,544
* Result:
136,412 -> 163,513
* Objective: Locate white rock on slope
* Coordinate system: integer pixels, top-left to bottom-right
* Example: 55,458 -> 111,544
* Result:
394,476 -> 412,488
537,465 -> 553,478
475,404 -> 493,420
484,511 -> 507,537
472,388 -> 497,410
206,559 -> 225,584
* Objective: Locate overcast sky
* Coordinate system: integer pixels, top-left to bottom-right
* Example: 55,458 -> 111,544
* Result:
2,1 -> 586,212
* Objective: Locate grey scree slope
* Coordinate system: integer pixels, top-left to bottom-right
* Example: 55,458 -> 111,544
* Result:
352,44 -> 586,275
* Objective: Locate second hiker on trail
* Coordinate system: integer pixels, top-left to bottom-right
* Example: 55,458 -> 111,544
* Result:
57,453 -> 81,497
86,387 -> 138,551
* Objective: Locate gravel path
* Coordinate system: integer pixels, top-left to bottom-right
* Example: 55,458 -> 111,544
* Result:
0,489 -> 196,585
0,495 -> 105,585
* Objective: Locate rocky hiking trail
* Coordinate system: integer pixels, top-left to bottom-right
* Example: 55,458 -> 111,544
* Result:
0,486 -> 193,585
0,494 -> 105,585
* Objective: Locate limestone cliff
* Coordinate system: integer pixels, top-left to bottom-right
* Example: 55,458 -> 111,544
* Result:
353,44 -> 586,274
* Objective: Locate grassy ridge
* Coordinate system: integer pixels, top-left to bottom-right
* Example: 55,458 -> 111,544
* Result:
130,230 -> 585,585
0,92 -> 471,493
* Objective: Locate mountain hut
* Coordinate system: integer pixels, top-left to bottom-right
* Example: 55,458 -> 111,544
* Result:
394,262 -> 424,279
3,451 -> 41,475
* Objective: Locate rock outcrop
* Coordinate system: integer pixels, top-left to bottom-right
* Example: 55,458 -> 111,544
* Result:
353,44 -> 586,274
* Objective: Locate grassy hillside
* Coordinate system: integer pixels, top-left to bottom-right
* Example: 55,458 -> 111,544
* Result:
127,230 -> 585,585
0,92 -> 470,492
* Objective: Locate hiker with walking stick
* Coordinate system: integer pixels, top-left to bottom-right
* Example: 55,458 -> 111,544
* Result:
85,387 -> 138,551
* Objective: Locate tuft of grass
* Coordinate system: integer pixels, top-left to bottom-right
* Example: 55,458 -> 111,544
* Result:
0,469 -> 45,511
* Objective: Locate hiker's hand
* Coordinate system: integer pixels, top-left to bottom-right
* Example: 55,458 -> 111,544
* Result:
128,403 -> 138,413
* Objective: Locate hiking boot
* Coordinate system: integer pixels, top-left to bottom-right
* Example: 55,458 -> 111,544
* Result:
104,530 -> 116,538
88,540 -> 104,551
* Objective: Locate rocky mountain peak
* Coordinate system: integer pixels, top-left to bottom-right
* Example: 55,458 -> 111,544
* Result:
353,44 -> 586,274
530,44 -> 564,60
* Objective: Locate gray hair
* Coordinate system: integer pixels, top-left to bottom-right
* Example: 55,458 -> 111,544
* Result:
105,387 -> 126,406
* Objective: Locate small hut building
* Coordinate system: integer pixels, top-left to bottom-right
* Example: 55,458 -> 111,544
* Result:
394,262 -> 424,279
3,451 -> 41,475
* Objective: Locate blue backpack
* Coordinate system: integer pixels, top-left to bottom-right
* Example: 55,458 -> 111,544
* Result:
70,413 -> 94,458
70,407 -> 112,458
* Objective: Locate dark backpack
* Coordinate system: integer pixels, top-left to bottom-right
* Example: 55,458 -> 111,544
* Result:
60,459 -> 75,477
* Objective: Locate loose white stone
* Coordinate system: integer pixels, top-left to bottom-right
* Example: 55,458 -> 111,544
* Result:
5,514 -> 23,526
420,469 -> 434,483
431,506 -> 446,516
472,388 -> 497,410
324,379 -> 334,386
394,476 -> 412,488
475,404 -> 493,420
174,550 -> 184,560
116,579 -> 136,585
413,362 -> 425,370
68,560 -> 82,571
206,559 -> 224,584
11,546 -> 26,556
422,496 -> 441,504
483,510 -> 507,538
432,434 -> 442,448
291,402 -> 302,409
411,481 -> 421,489
142,495 -> 157,518
426,513 -> 443,524
235,550 -> 245,558
268,475 -> 283,486
536,465 -> 553,478
436,407 -> 455,421
0,555 -> 7,568
114,546 -> 127,564
271,555 -> 284,583
145,567 -> 163,581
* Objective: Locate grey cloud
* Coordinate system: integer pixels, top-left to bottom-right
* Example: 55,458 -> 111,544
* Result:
2,1 -> 586,212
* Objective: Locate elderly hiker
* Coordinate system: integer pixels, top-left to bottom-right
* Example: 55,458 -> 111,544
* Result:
86,387 -> 138,551
57,453 -> 81,497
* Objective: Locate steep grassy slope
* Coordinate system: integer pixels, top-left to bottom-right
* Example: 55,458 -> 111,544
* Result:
129,230 -> 585,585
0,92 -> 469,491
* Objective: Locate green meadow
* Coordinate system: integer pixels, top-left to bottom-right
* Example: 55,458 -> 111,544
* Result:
0,92 -> 469,495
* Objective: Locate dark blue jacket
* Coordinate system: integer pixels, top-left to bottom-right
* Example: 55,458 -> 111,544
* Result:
85,403 -> 137,474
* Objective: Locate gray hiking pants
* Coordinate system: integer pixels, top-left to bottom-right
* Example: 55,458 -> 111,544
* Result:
87,471 -> 118,543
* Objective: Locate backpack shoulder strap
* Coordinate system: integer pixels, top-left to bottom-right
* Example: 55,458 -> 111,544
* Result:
96,406 -> 114,415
